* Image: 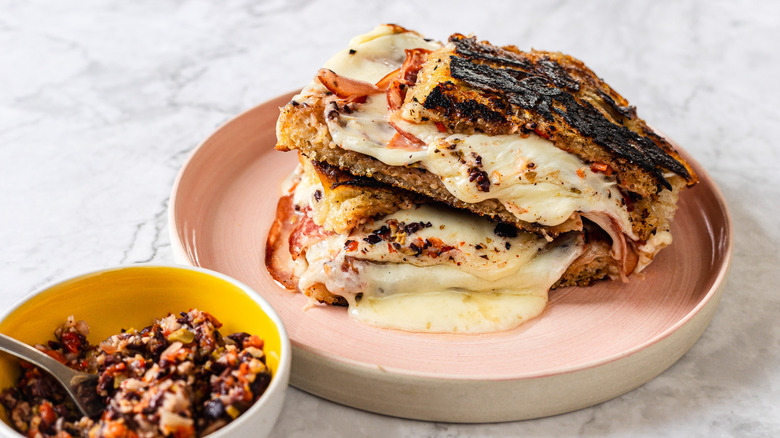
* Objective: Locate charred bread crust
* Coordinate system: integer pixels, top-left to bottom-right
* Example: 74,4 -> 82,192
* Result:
404,35 -> 697,198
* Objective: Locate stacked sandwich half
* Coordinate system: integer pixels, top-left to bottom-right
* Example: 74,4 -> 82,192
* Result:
266,25 -> 697,334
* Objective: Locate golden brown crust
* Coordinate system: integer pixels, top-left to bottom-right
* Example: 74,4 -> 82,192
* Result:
303,156 -> 421,233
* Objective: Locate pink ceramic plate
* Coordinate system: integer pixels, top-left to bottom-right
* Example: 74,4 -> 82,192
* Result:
169,92 -> 732,422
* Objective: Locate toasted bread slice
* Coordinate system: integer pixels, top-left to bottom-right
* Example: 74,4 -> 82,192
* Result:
404,34 -> 697,196
276,93 -> 584,237
274,24 -> 695,283
266,157 -> 616,308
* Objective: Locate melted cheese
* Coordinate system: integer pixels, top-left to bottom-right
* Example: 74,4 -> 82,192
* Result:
427,134 -> 632,229
330,95 -> 426,166
350,292 -> 547,334
295,25 -> 441,101
324,26 -> 441,84
320,27 -> 636,238
635,230 -> 673,273
348,234 -> 581,333
295,199 -> 583,333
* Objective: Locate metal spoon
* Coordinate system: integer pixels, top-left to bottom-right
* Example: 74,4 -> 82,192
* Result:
0,333 -> 104,419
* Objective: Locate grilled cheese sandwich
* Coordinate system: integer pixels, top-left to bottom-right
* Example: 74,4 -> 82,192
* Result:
267,25 -> 697,333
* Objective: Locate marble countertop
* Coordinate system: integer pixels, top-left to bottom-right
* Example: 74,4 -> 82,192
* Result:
2,1 -> 779,436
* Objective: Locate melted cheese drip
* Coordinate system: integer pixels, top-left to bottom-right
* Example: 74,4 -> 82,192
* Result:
319,27 -> 635,238
349,234 -> 581,333
351,293 -> 547,334
296,201 -> 583,333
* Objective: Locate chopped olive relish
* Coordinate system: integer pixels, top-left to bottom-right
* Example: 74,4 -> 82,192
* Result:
0,310 -> 271,437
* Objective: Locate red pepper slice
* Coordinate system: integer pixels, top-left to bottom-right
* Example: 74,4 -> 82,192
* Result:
61,332 -> 82,354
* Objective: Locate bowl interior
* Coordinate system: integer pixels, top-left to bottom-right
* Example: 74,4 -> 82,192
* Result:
0,265 -> 285,428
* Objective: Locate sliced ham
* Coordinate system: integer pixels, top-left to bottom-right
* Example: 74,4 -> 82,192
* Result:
387,119 -> 426,150
316,68 -> 382,101
385,49 -> 432,111
400,48 -> 431,84
582,212 -> 639,280
375,68 -> 401,91
288,211 -> 331,260
266,194 -> 331,289
265,194 -> 299,289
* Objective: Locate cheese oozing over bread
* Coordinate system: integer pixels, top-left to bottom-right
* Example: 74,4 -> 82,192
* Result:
303,25 -> 637,240
290,172 -> 584,333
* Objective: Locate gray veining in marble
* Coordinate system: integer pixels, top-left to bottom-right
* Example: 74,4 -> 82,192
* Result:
1,0 -> 779,436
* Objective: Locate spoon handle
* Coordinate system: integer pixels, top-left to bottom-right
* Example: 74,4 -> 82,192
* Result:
0,333 -> 76,382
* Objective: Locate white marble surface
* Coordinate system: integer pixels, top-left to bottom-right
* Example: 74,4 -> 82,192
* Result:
1,0 -> 779,436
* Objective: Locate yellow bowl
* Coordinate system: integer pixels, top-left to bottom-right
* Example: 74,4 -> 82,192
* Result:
0,264 -> 291,437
